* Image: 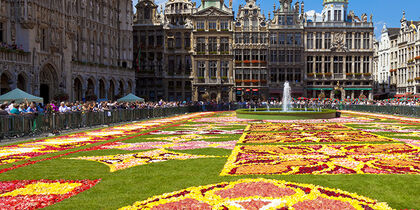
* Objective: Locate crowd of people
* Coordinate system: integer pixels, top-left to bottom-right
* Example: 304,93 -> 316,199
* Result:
0,97 -> 419,116
0,100 -> 195,116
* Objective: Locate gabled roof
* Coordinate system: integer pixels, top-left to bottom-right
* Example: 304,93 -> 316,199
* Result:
194,6 -> 233,16
388,28 -> 400,36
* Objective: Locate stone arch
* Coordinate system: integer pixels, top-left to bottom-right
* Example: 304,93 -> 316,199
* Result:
39,64 -> 58,103
108,79 -> 116,101
0,71 -> 12,95
17,72 -> 28,91
73,77 -> 83,101
127,80 -> 133,95
85,77 -> 96,101
118,80 -> 125,97
98,78 -> 106,99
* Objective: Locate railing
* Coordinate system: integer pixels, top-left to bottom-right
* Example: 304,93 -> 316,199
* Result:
339,105 -> 420,117
0,106 -> 201,139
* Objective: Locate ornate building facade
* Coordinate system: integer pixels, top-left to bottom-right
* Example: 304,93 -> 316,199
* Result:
163,0 -> 194,101
191,0 -> 235,102
268,0 -> 304,99
374,12 -> 420,96
0,0 -> 135,102
133,0 -> 164,101
233,0 -> 268,101
304,0 -> 374,100
394,14 -> 420,95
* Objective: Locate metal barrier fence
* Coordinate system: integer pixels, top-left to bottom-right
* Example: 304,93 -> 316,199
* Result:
0,106 -> 201,139
339,105 -> 420,117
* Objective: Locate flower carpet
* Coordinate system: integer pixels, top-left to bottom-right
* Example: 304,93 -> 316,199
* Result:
0,179 -> 100,209
0,111 -> 418,209
220,144 -> 420,175
120,178 -> 391,210
238,131 -> 396,143
96,140 -> 237,151
0,112 -> 212,165
70,149 -> 220,172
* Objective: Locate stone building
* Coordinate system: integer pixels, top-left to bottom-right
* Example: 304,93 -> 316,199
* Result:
304,0 -> 374,100
394,13 -> 420,95
233,0 -> 268,101
191,0 -> 235,102
133,0 -> 165,101
373,25 -> 399,98
268,0 -> 305,99
0,0 -> 135,102
163,0 -> 194,101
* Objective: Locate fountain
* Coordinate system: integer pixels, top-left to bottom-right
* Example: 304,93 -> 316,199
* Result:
236,81 -> 337,120
282,81 -> 292,112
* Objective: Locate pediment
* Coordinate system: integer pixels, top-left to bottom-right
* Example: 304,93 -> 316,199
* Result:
194,7 -> 232,16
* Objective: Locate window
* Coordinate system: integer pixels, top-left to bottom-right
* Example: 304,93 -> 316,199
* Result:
260,33 -> 268,43
252,50 -> 258,61
279,50 -> 285,63
272,50 -> 278,62
307,33 -> 313,49
196,21 -> 205,30
208,37 -> 217,53
346,56 -> 352,73
333,56 -> 343,74
355,33 -> 361,49
363,32 -> 370,49
315,56 -> 322,73
287,16 -> 293,25
252,33 -> 258,44
338,10 -> 342,21
315,33 -> 322,49
307,56 -> 313,73
346,33 -> 352,49
328,11 -> 331,21
41,28 -> 47,51
325,56 -> 331,73
260,50 -> 267,62
236,69 -> 243,80
220,37 -> 229,53
294,50 -> 301,62
278,33 -> 285,45
324,33 -> 331,49
243,33 -> 250,44
235,33 -> 242,44
184,33 -> 191,48
271,69 -> 277,82
0,22 -> 4,43
157,35 -> 163,47
270,33 -> 277,45
197,61 -> 205,77
235,50 -> 242,61
287,33 -> 293,46
209,21 -> 217,30
221,21 -> 229,30
295,33 -> 301,46
220,61 -> 229,77
354,56 -> 361,73
279,15 -> 285,25
175,33 -> 182,48
286,50 -> 293,63
197,37 -> 205,53
243,50 -> 250,61
363,56 -> 370,73
209,61 -> 217,78
334,10 -> 341,21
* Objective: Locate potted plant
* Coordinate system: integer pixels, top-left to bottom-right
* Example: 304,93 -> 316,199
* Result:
363,73 -> 372,77
307,73 -> 314,77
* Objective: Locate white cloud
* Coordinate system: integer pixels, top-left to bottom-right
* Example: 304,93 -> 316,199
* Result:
305,10 -> 322,22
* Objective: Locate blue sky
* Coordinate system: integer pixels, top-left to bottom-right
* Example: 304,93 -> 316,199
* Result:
147,0 -> 420,37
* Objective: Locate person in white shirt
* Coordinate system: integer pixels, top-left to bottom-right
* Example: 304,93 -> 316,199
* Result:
59,102 -> 69,113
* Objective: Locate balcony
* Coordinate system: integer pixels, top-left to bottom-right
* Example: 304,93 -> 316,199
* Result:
0,48 -> 31,64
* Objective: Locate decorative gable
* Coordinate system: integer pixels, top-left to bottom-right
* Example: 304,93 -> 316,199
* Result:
194,7 -> 232,16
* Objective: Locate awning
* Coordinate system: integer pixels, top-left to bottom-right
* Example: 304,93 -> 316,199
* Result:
344,88 -> 372,91
306,88 -> 333,90
394,94 -> 404,98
